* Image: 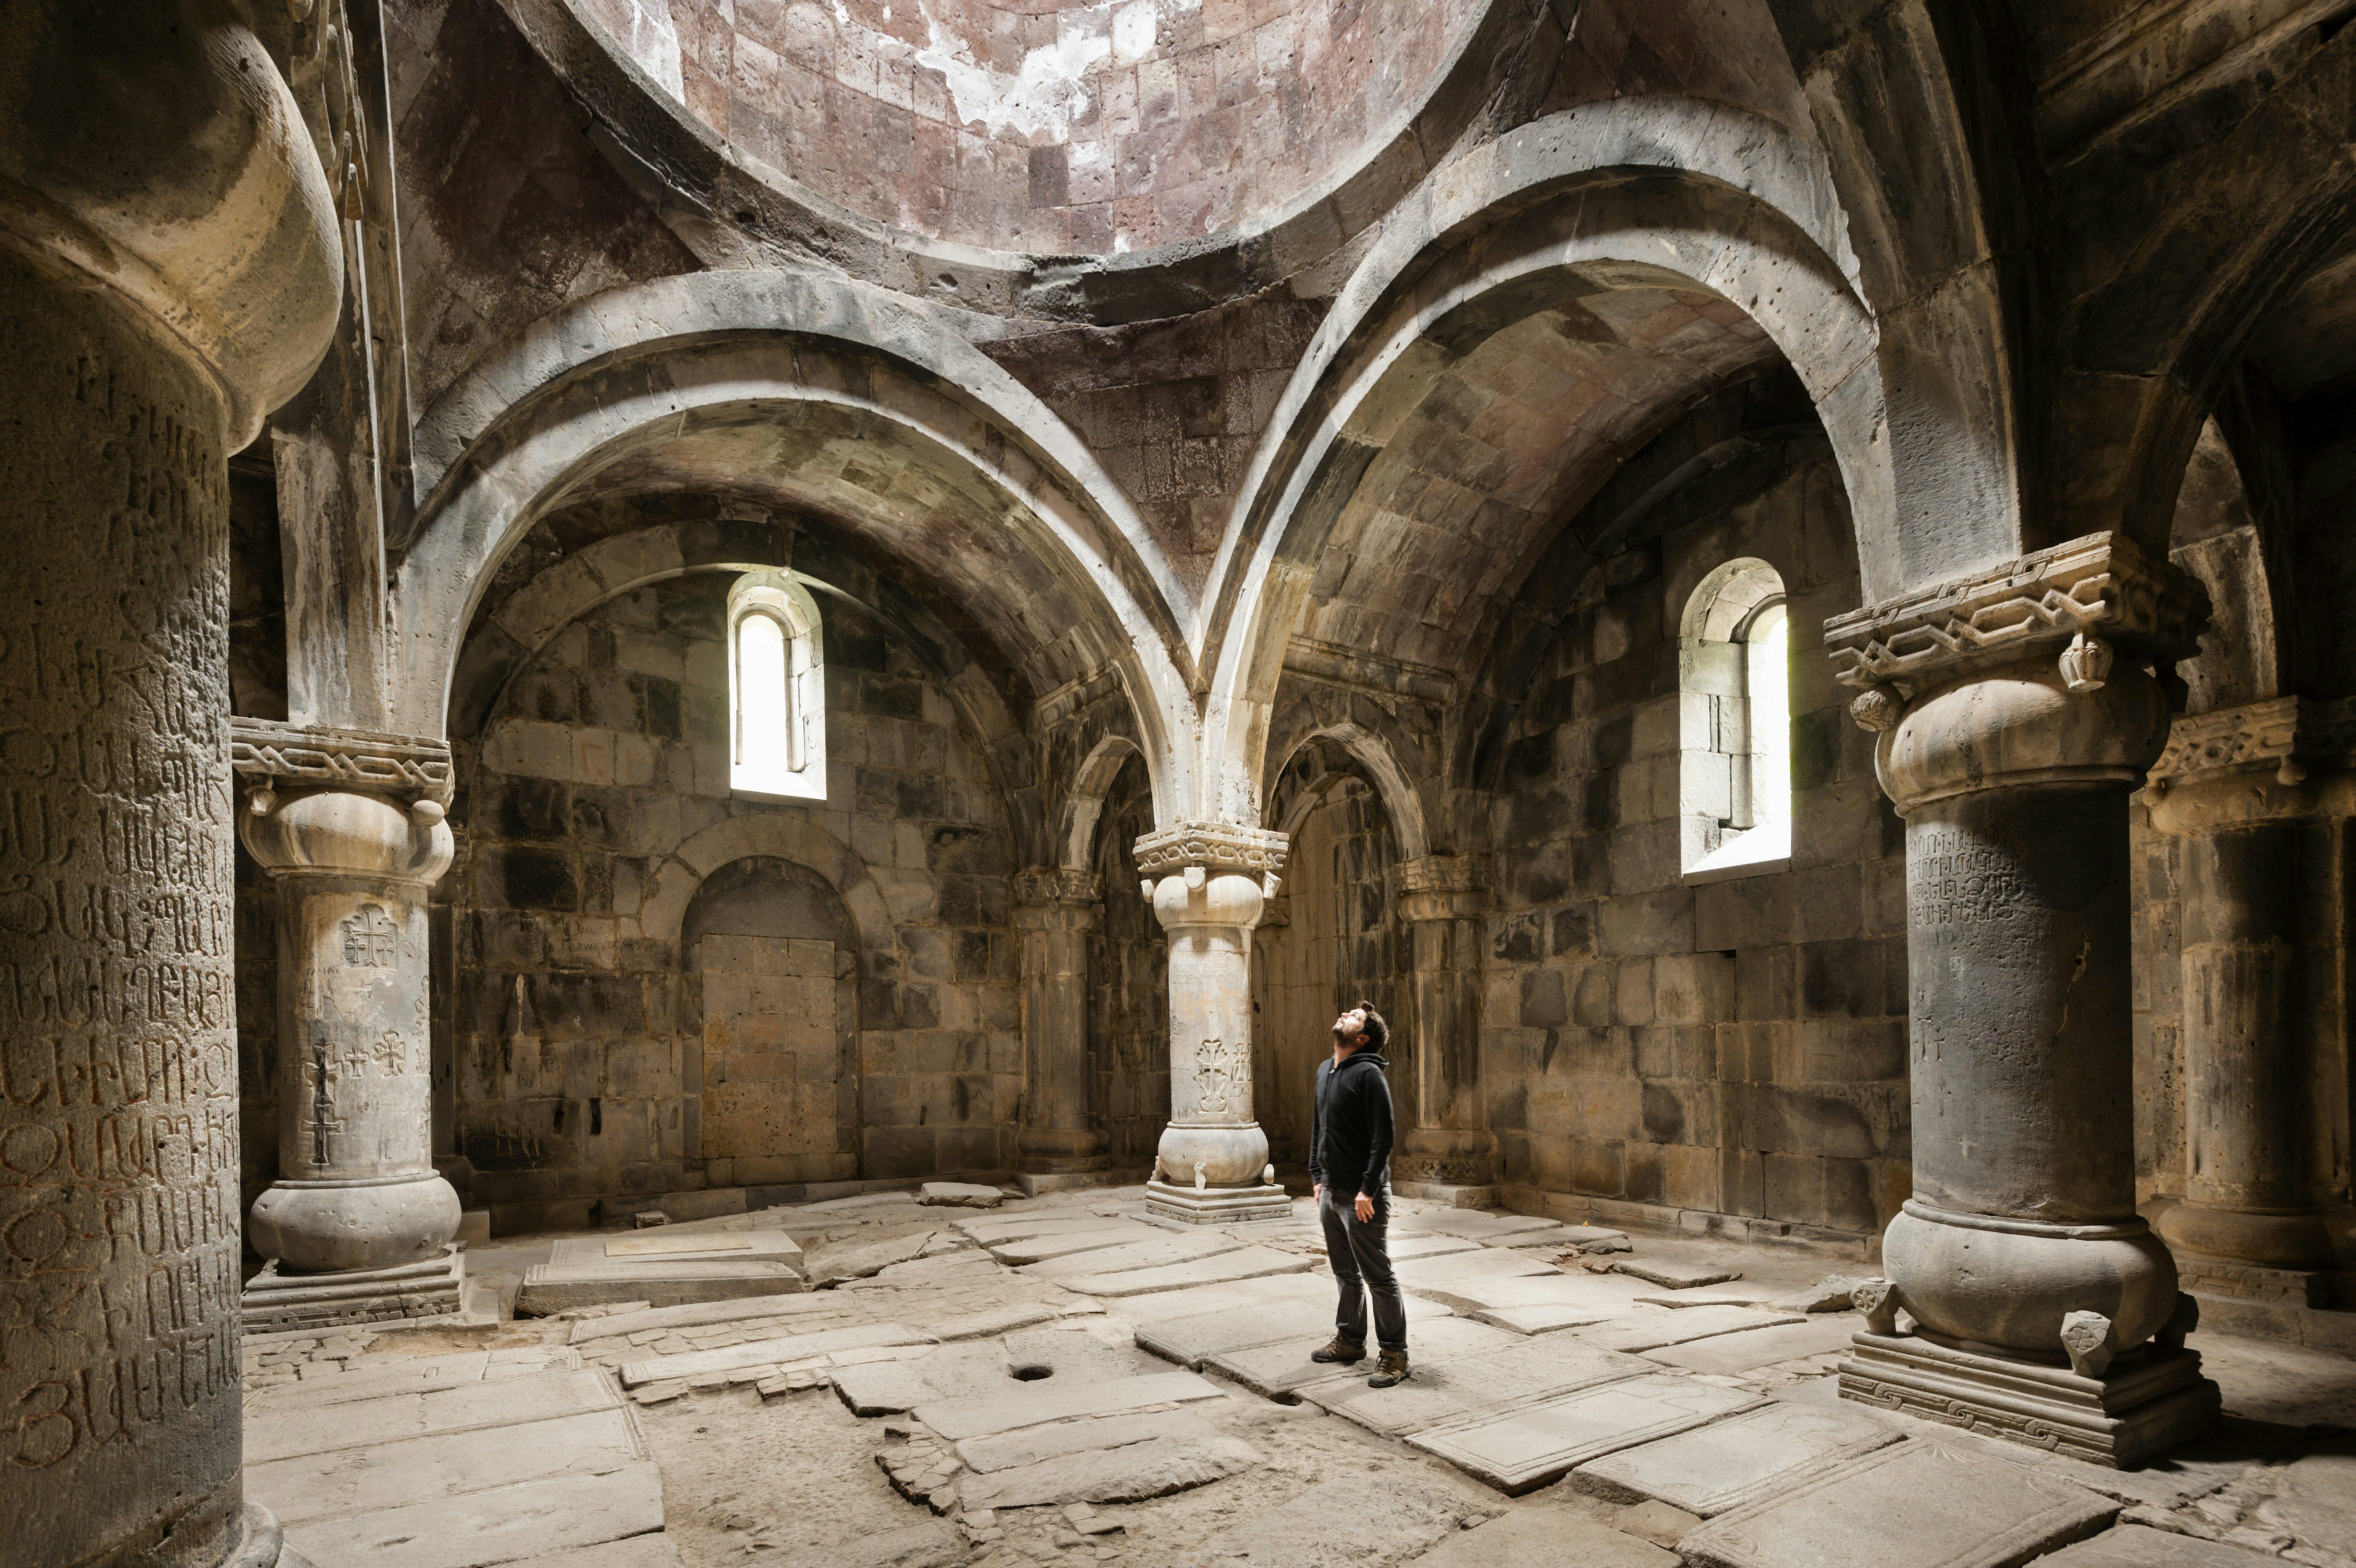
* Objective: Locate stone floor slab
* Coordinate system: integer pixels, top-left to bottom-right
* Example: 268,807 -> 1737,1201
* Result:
1139,1292 -> 1453,1367
1115,1271 -> 1334,1326
1207,1316 -> 1520,1397
1610,1258 -> 1744,1288
2035,1526 -> 2279,1567
1473,1302 -> 1623,1335
957,1432 -> 1264,1509
1297,1335 -> 1653,1438
1641,1315 -> 1869,1374
1574,1305 -> 1802,1353
930,1302 -> 1062,1341
2252,1433 -> 2356,1559
1572,1399 -> 1903,1514
249,1408 -> 646,1525
954,1408 -> 1222,1472
551,1230 -> 804,1270
807,1231 -> 940,1283
246,1370 -> 623,1462
518,1261 -> 807,1314
1389,1234 -> 1488,1260
911,1369 -> 1225,1441
952,1213 -> 1130,1244
918,1182 -> 1004,1207
1057,1244 -> 1317,1296
565,1293 -> 840,1344
1403,1508 -> 1676,1566
1172,1474 -> 1485,1568
507,1537 -> 683,1568
281,1461 -> 666,1568
986,1225 -> 1157,1264
1678,1439 -> 2118,1568
618,1322 -> 930,1386
1404,1211 -> 1562,1242
1016,1230 -> 1241,1279
1407,1373 -> 1762,1494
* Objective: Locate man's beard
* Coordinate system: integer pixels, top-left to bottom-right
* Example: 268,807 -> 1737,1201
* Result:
1332,1024 -> 1356,1048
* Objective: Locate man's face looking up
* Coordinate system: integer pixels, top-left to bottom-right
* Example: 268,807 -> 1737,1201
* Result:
1332,1007 -> 1369,1051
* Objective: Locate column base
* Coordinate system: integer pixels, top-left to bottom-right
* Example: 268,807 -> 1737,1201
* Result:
1838,1329 -> 2219,1467
242,1244 -> 471,1333
1014,1166 -> 1142,1198
1014,1153 -> 1112,1177
1144,1178 -> 1293,1225
224,1502 -> 315,1568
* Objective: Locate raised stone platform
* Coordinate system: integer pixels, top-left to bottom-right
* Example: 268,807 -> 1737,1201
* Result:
1143,1177 -> 1292,1225
1838,1329 -> 2220,1467
242,1245 -> 472,1333
518,1228 -> 811,1315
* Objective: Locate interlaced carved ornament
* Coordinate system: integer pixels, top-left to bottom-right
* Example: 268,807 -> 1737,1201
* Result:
1010,867 -> 1104,906
2148,695 -> 2356,788
1133,821 -> 1290,878
230,717 -> 455,804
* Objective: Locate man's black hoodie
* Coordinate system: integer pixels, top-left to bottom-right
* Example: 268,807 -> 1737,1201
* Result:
1308,1048 -> 1393,1199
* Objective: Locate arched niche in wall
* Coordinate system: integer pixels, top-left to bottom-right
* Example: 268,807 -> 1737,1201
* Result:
1086,749 -> 1167,1168
681,856 -> 863,1188
1254,737 -> 1409,1165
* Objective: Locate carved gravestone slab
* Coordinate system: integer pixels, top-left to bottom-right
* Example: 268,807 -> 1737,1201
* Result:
1207,1316 -> 1519,1397
1297,1336 -> 1653,1438
1574,1400 -> 1903,1514
1406,1374 -> 1762,1493
1680,1439 -> 2118,1568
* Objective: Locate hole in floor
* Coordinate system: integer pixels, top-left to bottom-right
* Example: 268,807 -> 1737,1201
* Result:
1009,1365 -> 1054,1381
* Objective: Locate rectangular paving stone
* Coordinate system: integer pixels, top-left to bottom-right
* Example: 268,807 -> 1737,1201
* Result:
1409,1374 -> 1764,1494
1395,1250 -> 1558,1298
567,1294 -> 843,1344
957,1433 -> 1264,1509
988,1225 -> 1159,1264
1574,1305 -> 1802,1353
1406,1508 -> 1677,1566
619,1322 -> 931,1386
1473,1302 -> 1622,1335
1058,1245 -> 1317,1297
249,1408 -> 645,1525
552,1229 -> 804,1268
931,1302 -> 1063,1341
1408,1270 -> 1658,1315
1207,1315 -> 1518,1396
1573,1400 -> 1904,1514
1641,1315 -> 1868,1374
1171,1474 -> 1483,1568
281,1460 -> 665,1568
1140,1292 -> 1453,1368
1679,1439 -> 2119,1568
1610,1258 -> 1743,1289
1297,1335 -> 1653,1438
955,1408 -> 1222,1472
507,1537 -> 684,1568
1115,1272 -> 1334,1325
518,1261 -> 807,1314
2033,1525 -> 2280,1567
912,1369 -> 1225,1441
1404,1211 -> 1563,1242
1389,1234 -> 1487,1261
247,1371 -> 623,1462
1016,1230 -> 1242,1279
953,1213 -> 1133,1244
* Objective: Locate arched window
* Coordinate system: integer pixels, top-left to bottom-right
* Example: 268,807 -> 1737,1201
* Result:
728,571 -> 826,801
1680,559 -> 1789,881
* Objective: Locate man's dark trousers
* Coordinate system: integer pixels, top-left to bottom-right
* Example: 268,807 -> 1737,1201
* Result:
1320,1186 -> 1407,1352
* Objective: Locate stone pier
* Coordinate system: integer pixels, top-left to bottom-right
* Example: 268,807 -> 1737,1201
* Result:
1391,855 -> 1495,1199
1012,868 -> 1111,1189
1825,534 -> 2222,1466
0,4 -> 339,1560
2146,697 -> 2356,1307
233,730 -> 465,1330
1136,823 -> 1293,1224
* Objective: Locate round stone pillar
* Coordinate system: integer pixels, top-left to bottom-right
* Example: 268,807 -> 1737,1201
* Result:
1012,868 -> 1109,1185
2145,702 -> 2356,1280
1135,824 -> 1292,1224
1391,856 -> 1496,1194
239,788 -> 459,1278
0,5 -> 339,1564
1826,534 -> 2219,1466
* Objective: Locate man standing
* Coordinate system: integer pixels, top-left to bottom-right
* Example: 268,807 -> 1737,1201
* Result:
1308,1002 -> 1408,1386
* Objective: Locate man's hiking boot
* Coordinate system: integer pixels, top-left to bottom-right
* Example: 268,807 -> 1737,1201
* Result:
1368,1350 -> 1410,1387
1309,1337 -> 1366,1364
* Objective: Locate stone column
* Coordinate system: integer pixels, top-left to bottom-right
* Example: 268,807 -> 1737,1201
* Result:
232,732 -> 465,1330
0,5 -> 339,1564
1390,855 -> 1495,1197
1826,532 -> 2221,1466
2145,697 -> 2356,1298
1012,868 -> 1110,1190
1135,823 -> 1292,1224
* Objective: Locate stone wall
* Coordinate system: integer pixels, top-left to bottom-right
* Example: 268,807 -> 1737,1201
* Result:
1476,446 -> 1908,1244
1085,751 -> 1167,1167
437,571 -> 1023,1232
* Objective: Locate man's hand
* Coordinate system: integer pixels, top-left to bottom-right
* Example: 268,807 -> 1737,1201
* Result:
1354,1192 -> 1375,1223
1313,1183 -> 1324,1203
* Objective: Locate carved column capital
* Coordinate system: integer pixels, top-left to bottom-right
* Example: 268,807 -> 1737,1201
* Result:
1010,867 -> 1105,907
1824,535 -> 2210,813
238,785 -> 454,887
2142,696 -> 2356,832
231,716 -> 456,806
1391,854 -> 1489,922
1133,821 -> 1288,929
1826,532 -> 2210,713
